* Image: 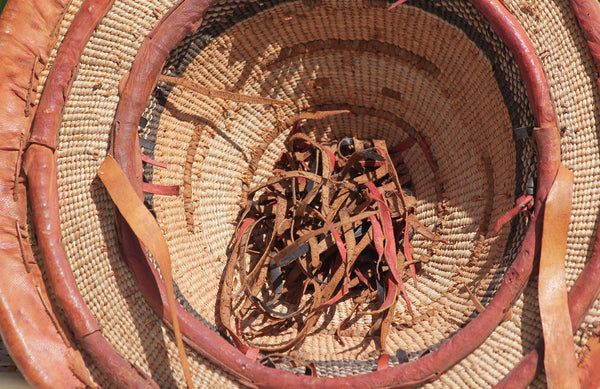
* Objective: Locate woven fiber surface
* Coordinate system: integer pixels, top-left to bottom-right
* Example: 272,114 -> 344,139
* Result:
32,0 -> 600,387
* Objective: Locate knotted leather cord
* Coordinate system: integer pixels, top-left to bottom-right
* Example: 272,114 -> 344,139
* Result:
218,134 -> 436,358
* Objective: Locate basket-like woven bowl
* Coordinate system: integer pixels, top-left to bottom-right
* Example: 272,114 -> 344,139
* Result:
1,0 -> 600,388
138,0 -> 538,380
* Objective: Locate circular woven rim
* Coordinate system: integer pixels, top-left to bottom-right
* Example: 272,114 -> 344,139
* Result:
23,0 -> 563,387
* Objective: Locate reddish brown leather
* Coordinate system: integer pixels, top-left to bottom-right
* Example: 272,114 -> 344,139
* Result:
24,145 -> 159,389
141,153 -> 168,168
29,0 -> 115,150
142,182 -> 181,195
496,207 -> 600,389
109,0 -> 562,387
564,0 -> 600,336
0,0 -> 588,387
0,158 -> 89,389
0,1 -> 92,387
495,2 -> 600,387
578,331 -> 600,389
568,3 -> 600,385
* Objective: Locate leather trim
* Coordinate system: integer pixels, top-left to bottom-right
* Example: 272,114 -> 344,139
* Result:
142,182 -> 180,196
98,155 -> 193,388
569,0 -> 600,88
496,1 -> 600,387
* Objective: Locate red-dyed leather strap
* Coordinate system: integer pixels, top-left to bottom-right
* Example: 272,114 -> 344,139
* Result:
142,182 -> 180,195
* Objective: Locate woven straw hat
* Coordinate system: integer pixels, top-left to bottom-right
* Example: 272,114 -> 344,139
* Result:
1,0 -> 600,387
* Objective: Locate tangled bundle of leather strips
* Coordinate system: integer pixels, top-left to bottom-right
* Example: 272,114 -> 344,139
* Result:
219,126 -> 441,362
3,0 -> 600,388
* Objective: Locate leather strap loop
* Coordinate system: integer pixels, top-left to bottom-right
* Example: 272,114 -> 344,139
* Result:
142,182 -> 180,196
141,152 -> 167,168
98,155 -> 194,389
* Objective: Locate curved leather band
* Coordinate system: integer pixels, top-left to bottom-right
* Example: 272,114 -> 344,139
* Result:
569,0 -> 600,89
7,0 -> 591,387
496,1 -> 600,387
15,0 -> 586,387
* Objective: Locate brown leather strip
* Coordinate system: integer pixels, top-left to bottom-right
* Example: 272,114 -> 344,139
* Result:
497,213 -> 600,389
98,155 -> 193,389
538,166 -> 578,389
496,1 -> 600,386
158,74 -> 287,106
141,152 -> 168,168
493,194 -> 533,234
24,55 -> 38,118
110,0 -> 560,387
0,0 -> 91,387
51,0 -> 75,38
12,135 -> 24,201
388,0 -> 408,11
15,220 -> 31,273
